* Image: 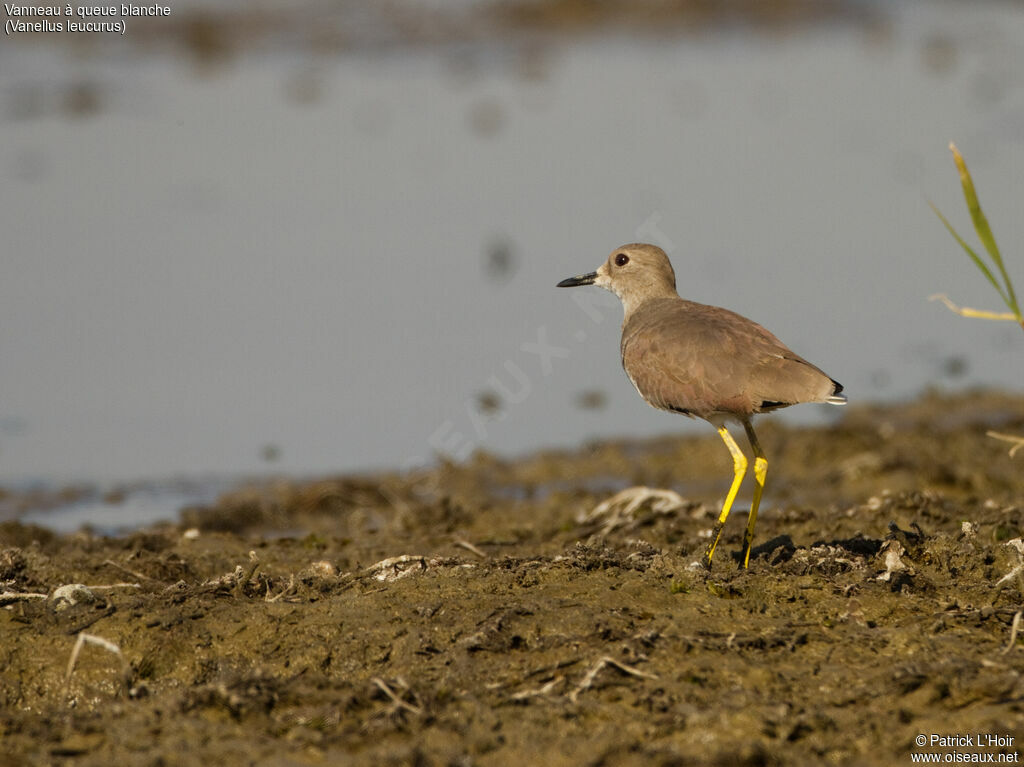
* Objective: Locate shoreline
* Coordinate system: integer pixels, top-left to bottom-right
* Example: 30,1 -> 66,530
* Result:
2,389 -> 1023,764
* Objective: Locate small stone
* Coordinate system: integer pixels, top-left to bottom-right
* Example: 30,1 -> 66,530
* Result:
51,584 -> 96,611
310,560 -> 337,577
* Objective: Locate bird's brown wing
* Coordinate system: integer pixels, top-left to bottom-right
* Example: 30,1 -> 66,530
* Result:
621,299 -> 837,419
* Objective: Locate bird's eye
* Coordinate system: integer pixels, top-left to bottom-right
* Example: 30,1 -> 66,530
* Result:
614,253 -> 629,267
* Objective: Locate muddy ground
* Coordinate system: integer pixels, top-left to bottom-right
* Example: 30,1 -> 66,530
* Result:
2,390 -> 1024,766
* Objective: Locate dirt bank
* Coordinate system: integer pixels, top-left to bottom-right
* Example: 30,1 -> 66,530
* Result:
2,390 -> 1023,766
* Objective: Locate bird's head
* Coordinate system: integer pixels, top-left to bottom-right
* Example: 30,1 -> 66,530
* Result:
557,243 -> 678,315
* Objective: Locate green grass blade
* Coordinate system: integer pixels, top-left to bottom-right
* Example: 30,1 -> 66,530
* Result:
928,200 -> 1010,305
950,143 -> 1020,314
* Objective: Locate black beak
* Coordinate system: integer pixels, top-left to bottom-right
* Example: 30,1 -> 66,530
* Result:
556,271 -> 598,288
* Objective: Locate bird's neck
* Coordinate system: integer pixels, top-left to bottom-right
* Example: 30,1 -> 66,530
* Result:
619,290 -> 679,324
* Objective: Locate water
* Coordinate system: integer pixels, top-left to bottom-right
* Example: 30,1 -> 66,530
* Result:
1,0 -> 1023,529
10,477 -> 232,535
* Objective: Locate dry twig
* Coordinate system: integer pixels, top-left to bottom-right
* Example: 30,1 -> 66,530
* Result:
234,551 -> 260,597
364,555 -> 428,582
988,431 -> 1024,458
64,632 -> 129,699
1001,611 -> 1023,656
996,539 -> 1024,592
0,591 -> 47,606
453,539 -> 487,559
371,677 -> 422,716
569,656 -> 657,703
929,294 -> 1019,322
511,676 -> 564,701
581,486 -> 690,537
265,574 -> 297,603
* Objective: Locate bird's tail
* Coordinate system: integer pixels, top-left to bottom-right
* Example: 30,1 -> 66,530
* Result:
826,378 -> 847,405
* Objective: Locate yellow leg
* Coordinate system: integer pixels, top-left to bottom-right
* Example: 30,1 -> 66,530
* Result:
741,420 -> 768,568
702,426 -> 748,569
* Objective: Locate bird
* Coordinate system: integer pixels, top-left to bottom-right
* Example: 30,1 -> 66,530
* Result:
557,243 -> 845,569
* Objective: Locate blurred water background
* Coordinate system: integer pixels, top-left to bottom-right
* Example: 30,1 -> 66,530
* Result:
1,0 -> 1023,529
